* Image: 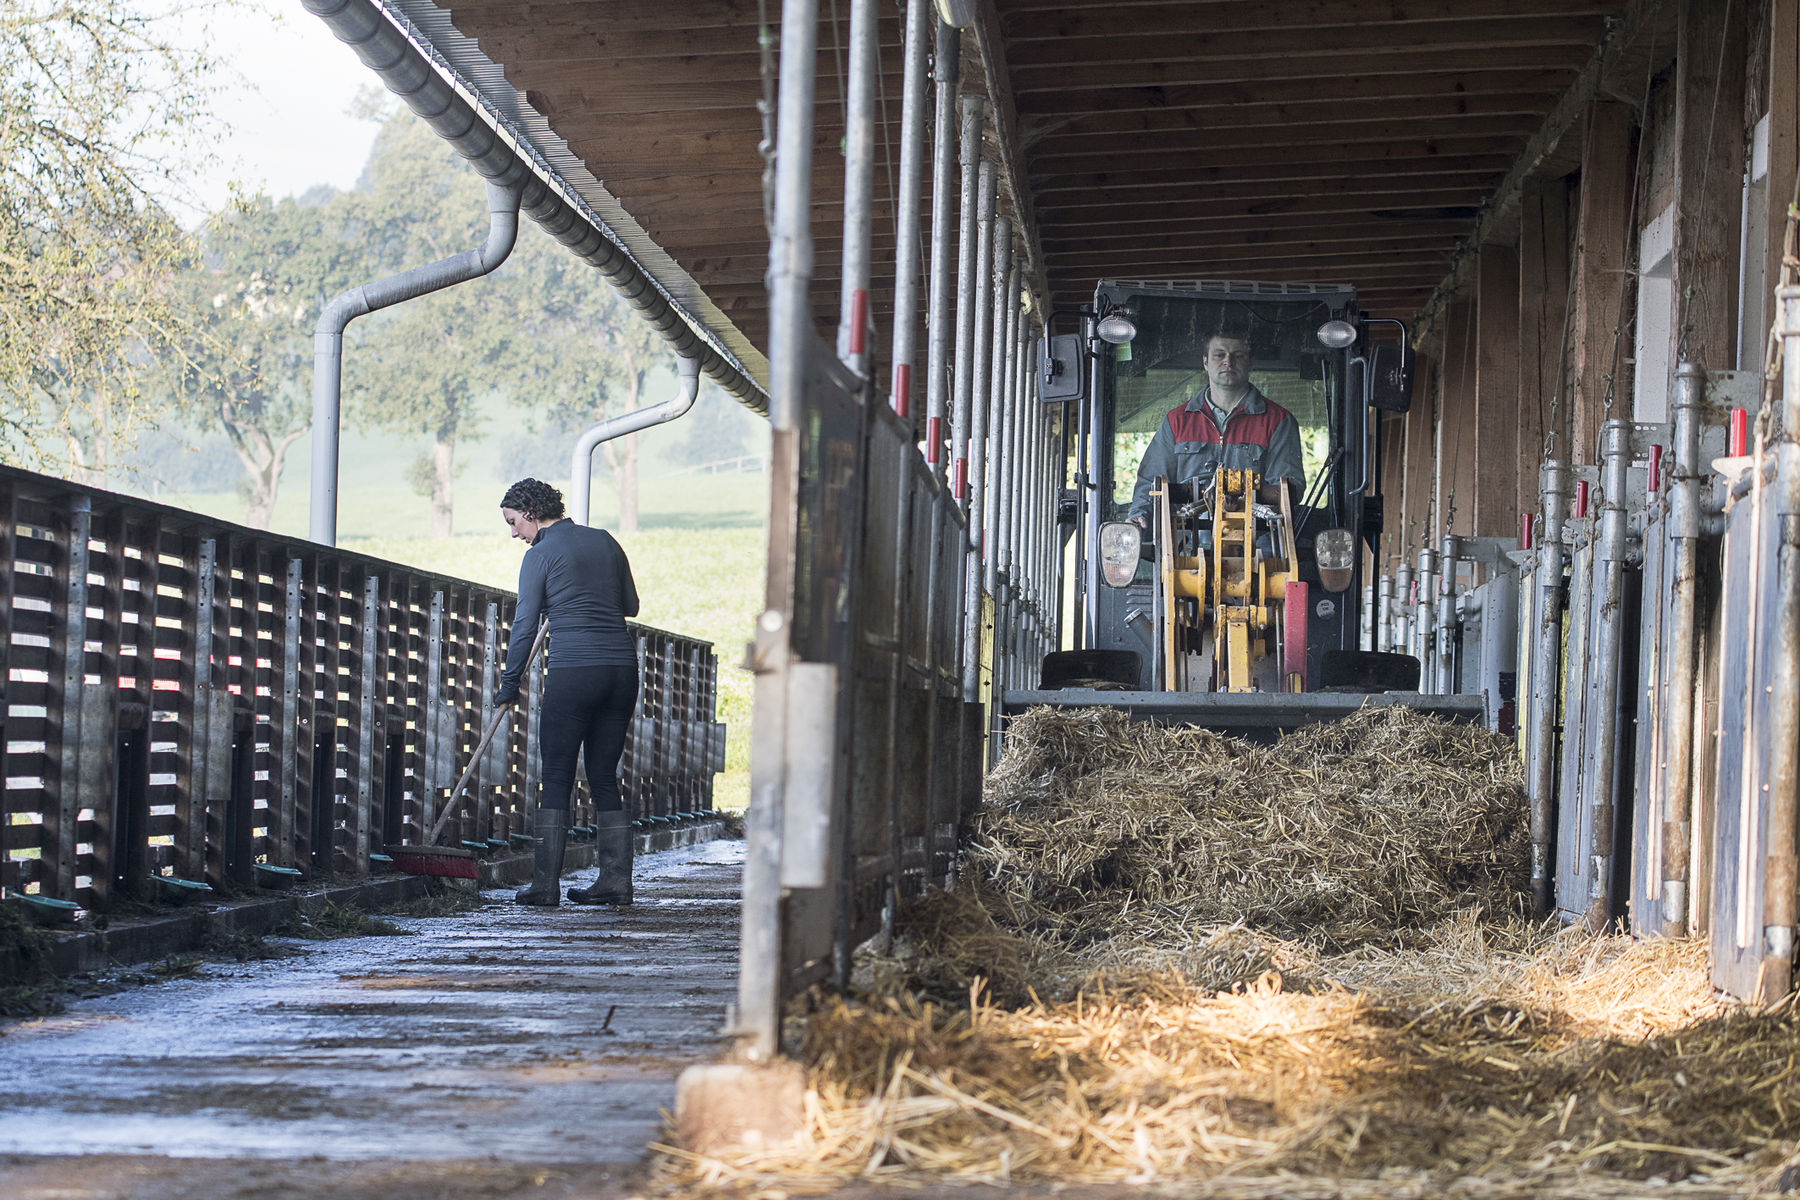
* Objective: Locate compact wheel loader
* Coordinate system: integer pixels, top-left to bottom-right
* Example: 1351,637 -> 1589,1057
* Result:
1007,279 -> 1482,736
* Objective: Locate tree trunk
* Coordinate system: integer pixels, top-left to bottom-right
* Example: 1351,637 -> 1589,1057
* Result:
430,429 -> 456,538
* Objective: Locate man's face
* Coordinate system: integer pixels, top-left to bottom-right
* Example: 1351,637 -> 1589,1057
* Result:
1205,337 -> 1253,392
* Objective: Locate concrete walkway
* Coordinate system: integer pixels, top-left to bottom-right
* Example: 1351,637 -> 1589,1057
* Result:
0,840 -> 742,1183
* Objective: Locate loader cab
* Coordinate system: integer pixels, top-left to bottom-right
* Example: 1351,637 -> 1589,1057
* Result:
1046,280 -> 1411,692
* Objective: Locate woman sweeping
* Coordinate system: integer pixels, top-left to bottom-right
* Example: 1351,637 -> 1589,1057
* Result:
492,477 -> 641,907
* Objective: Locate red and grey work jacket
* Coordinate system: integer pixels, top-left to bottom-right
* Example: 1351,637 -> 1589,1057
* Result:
1126,387 -> 1306,524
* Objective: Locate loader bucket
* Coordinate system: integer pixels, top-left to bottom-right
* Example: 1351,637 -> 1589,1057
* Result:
999,688 -> 1486,744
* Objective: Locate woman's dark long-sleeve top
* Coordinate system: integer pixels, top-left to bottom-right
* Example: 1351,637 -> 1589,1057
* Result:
495,520 -> 639,702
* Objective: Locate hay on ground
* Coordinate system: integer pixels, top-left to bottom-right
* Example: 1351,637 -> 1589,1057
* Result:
659,706 -> 1799,1196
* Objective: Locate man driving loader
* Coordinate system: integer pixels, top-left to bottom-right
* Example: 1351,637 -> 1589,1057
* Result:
1125,332 -> 1306,527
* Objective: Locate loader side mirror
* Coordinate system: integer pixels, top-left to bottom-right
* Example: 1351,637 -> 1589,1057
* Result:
1369,342 -> 1413,413
1038,333 -> 1087,402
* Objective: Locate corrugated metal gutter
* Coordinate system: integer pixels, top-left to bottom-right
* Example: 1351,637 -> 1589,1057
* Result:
303,0 -> 770,414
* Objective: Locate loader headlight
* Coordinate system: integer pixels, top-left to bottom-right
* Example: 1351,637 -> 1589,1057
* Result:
1099,521 -> 1141,588
1096,313 -> 1138,344
1315,527 -> 1355,593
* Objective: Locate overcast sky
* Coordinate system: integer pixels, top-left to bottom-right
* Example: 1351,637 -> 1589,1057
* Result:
183,0 -> 385,216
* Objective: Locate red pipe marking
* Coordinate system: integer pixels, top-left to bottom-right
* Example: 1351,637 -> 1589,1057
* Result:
1575,480 -> 1589,518
1730,408 -> 1749,457
953,458 -> 967,499
1521,512 -> 1535,551
891,363 -> 912,418
925,416 -> 942,463
848,289 -> 869,357
1648,443 -> 1663,493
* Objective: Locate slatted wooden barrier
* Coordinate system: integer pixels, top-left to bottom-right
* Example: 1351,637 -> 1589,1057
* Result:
0,465 -> 725,907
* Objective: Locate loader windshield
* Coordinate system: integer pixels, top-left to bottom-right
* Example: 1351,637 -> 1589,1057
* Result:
1101,289 -> 1343,517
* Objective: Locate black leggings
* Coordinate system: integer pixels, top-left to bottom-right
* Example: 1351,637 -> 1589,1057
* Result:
537,666 -> 639,812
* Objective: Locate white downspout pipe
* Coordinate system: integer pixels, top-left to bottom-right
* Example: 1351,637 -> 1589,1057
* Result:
310,179 -> 520,545
569,355 -> 703,526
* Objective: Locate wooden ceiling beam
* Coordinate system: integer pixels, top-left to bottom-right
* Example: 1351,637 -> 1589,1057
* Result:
1036,188 -> 1489,229
1035,172 -> 1499,208
997,0 -> 1619,37
1030,149 -> 1517,187
1007,17 -> 1609,70
466,18 -> 903,65
1019,92 -> 1557,144
1014,69 -> 1574,117
1042,228 -> 1465,258
449,0 -> 767,37
1027,116 -> 1543,162
1013,47 -> 1592,94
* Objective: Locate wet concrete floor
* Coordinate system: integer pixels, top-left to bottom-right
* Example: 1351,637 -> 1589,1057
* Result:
0,839 -> 744,1196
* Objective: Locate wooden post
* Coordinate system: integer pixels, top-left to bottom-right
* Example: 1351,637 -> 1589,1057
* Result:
1571,100 -> 1637,465
1766,0 -> 1798,330
1401,352 -> 1439,563
1671,0 -> 1748,373
1475,242 -> 1522,536
1436,298 -> 1477,537
1519,177 -> 1572,496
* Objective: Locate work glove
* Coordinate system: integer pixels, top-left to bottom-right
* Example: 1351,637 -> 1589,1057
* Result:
494,682 -> 520,707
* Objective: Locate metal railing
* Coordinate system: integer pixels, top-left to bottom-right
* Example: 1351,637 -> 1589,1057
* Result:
0,464 -> 724,908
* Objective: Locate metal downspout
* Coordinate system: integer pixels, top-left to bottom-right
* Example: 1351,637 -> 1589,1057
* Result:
836,0 -> 877,377
569,356 -> 702,526
310,179 -> 518,546
1584,419 -> 1632,933
1529,460 -> 1568,916
888,0 -> 930,418
1761,284 -> 1800,996
925,21 -> 960,475
301,0 -> 763,411
1661,365 -> 1706,935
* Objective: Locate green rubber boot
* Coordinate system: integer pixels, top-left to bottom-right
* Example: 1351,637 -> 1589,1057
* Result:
514,810 -> 567,906
568,810 -> 632,905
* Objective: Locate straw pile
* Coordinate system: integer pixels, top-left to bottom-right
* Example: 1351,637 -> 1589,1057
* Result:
660,706 -> 1800,1195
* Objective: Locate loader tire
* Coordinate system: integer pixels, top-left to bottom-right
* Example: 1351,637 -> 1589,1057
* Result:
1318,650 -> 1420,693
1039,649 -> 1142,691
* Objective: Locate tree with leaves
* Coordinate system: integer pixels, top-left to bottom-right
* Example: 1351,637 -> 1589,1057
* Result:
165,195 -> 355,527
0,0 -> 230,480
341,112 -> 520,537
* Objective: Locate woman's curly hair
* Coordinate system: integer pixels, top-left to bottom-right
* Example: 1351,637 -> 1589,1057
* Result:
500,478 -> 565,522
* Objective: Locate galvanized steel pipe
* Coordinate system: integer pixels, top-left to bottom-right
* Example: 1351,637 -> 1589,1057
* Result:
310,179 -> 518,545
1584,420 -> 1632,933
1415,546 -> 1438,688
1762,284 -> 1800,995
1436,532 -> 1460,694
1528,459 -> 1568,916
924,21 -> 959,475
836,0 -> 877,375
737,0 -> 820,1066
950,98 -> 985,502
1660,366 -> 1705,935
888,0 -> 930,418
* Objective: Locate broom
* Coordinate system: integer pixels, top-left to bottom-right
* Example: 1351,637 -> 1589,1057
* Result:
386,622 -> 549,879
